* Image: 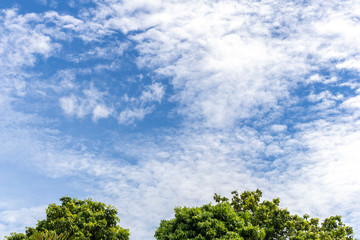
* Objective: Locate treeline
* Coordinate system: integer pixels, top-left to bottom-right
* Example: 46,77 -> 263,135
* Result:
4,190 -> 356,240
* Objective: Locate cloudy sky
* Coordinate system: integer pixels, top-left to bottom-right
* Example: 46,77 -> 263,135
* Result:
1,0 -> 360,239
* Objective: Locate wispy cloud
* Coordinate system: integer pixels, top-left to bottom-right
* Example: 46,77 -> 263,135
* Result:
1,0 -> 360,239
0,206 -> 46,239
118,107 -> 153,124
59,85 -> 113,120
95,0 -> 360,128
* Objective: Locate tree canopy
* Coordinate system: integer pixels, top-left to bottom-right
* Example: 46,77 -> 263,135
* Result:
155,189 -> 355,240
5,197 -> 129,240
4,191 -> 356,240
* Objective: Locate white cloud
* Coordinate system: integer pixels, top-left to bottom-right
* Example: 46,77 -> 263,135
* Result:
285,117 -> 360,222
2,1 -> 360,239
0,9 -> 58,69
306,74 -> 338,84
337,58 -> 360,71
92,104 -> 112,121
140,82 -> 164,103
342,95 -> 360,110
271,124 -> 287,132
93,0 -> 307,127
58,82 -> 164,123
308,91 -> 343,103
67,41 -> 129,63
59,86 -> 113,121
84,1 -> 360,236
0,206 -> 46,225
59,95 -> 77,115
0,206 -> 47,239
118,107 -> 153,125
89,127 -> 268,239
89,0 -> 360,129
0,8 -> 61,100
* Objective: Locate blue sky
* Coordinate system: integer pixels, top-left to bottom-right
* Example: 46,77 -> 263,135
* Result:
1,0 -> 360,239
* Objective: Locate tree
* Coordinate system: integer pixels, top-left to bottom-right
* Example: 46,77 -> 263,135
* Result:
6,230 -> 68,240
155,189 -> 355,240
155,202 -> 265,240
5,197 -> 129,240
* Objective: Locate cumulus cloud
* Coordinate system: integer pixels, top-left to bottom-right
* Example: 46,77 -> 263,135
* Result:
59,95 -> 77,115
92,104 -> 112,121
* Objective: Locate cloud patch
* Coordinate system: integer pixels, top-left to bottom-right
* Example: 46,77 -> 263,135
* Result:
59,86 -> 113,121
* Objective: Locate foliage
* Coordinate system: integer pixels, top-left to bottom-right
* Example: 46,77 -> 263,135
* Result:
5,197 -> 129,240
155,189 -> 356,240
27,230 -> 68,240
4,233 -> 27,240
155,202 -> 265,240
5,231 -> 67,240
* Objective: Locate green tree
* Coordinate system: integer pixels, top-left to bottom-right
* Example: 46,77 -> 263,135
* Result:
6,230 -> 68,240
155,189 -> 356,240
5,197 -> 129,240
155,202 -> 265,240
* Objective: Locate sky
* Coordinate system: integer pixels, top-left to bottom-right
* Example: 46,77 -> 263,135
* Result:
0,0 -> 360,239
